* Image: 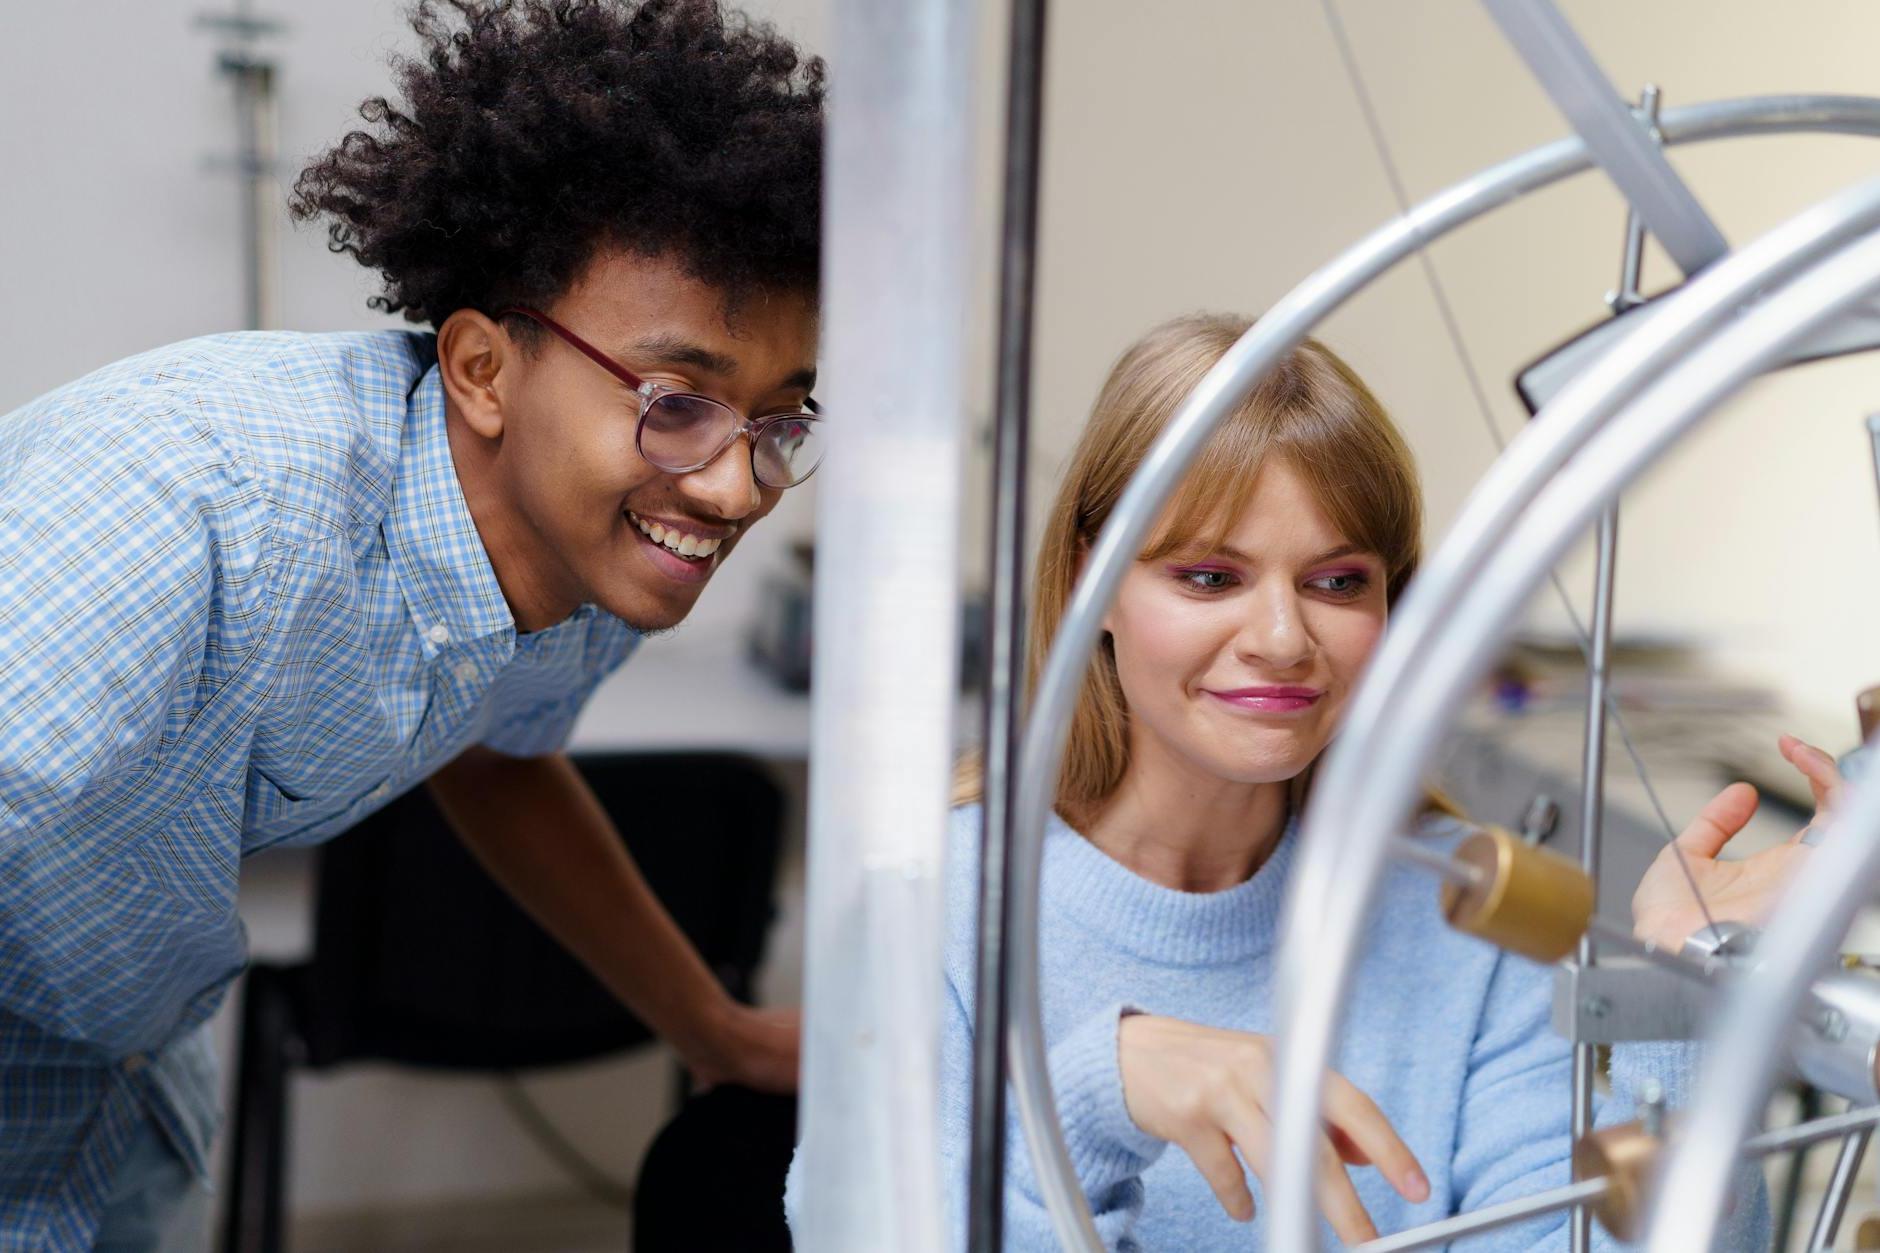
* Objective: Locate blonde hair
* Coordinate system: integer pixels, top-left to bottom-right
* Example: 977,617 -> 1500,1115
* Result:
957,312 -> 1452,826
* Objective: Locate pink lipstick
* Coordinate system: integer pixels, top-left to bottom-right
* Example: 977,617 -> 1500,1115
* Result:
1205,685 -> 1324,714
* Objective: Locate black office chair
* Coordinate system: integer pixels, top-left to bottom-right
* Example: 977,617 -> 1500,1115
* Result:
218,752 -> 786,1253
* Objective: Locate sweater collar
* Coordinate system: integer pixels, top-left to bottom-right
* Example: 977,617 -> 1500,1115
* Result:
1044,810 -> 1299,964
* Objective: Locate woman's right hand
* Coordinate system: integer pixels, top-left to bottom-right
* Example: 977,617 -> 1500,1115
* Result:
1117,1014 -> 1429,1244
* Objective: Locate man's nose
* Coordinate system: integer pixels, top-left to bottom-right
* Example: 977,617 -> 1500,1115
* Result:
676,433 -> 763,521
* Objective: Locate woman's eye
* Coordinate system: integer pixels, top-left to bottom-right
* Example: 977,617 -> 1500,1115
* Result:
1309,572 -> 1370,597
1178,569 -> 1236,591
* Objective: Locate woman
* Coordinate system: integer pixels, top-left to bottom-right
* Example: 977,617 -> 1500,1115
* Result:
791,313 -> 1825,1248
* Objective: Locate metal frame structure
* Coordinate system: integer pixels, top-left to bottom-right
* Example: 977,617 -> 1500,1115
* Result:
1000,102 -> 1880,1249
800,0 -> 1880,1248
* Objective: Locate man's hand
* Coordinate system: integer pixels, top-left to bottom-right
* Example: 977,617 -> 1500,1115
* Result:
683,1003 -> 801,1094
1631,735 -> 1837,951
428,747 -> 802,1093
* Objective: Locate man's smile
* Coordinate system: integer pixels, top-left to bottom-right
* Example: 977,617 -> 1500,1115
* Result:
627,509 -> 735,584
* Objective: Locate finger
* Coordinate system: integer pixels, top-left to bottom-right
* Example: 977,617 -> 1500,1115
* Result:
1327,1125 -> 1371,1166
1323,1074 -> 1429,1202
1316,1131 -> 1380,1245
1674,782 -> 1759,859
1178,1131 -> 1255,1223
1234,1112 -> 1380,1247
1779,734 -> 1842,814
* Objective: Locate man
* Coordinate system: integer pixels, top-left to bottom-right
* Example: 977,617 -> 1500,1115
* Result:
0,1 -> 821,1246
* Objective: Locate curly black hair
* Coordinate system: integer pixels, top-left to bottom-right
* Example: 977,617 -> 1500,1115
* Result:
291,0 -> 823,328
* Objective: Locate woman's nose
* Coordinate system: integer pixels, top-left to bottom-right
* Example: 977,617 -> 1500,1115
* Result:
1236,587 -> 1312,672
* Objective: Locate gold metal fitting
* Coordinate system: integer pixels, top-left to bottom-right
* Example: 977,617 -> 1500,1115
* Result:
1573,1119 -> 1663,1242
1440,826 -> 1594,963
1858,685 -> 1880,740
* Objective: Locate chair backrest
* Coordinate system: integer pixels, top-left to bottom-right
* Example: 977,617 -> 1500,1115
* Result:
289,752 -> 785,1070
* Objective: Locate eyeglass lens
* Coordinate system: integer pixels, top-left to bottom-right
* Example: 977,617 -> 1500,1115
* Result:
639,393 -> 825,488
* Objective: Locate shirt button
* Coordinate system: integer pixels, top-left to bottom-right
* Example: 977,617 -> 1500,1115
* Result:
122,1053 -> 149,1074
370,783 -> 392,803
453,661 -> 478,683
426,624 -> 451,646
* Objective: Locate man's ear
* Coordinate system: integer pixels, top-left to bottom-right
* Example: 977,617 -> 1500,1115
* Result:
436,309 -> 514,440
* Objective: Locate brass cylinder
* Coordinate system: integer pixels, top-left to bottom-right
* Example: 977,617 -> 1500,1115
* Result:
1856,1214 -> 1880,1248
1573,1119 -> 1662,1242
1440,826 -> 1595,963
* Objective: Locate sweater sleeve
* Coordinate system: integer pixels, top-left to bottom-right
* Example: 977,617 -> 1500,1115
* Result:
940,978 -> 1169,1251
1450,953 -> 1771,1250
783,986 -> 1167,1252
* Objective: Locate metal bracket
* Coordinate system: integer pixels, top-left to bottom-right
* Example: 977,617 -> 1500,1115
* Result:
1554,958 -> 1716,1042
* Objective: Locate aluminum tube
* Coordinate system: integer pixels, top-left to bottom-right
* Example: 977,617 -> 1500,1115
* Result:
1272,226 -> 1880,1250
1357,1177 -> 1611,1253
1482,0 -> 1728,274
968,0 -> 1048,1246
1806,1126 -> 1871,1250
1007,103 -> 1880,1251
1267,182 -> 1880,1251
793,0 -> 974,1247
1287,228 -> 1880,1253
1747,1104 -> 1880,1157
1481,0 -> 1729,272
1572,506 -> 1619,1253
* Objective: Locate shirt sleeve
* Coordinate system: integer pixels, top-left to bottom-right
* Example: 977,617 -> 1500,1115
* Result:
1450,951 -> 1771,1250
0,404 -> 253,1054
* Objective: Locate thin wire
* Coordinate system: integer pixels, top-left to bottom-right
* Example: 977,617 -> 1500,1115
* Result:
1317,0 -> 1720,942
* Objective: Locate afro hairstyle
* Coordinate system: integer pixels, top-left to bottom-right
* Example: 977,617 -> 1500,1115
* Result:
290,0 -> 824,328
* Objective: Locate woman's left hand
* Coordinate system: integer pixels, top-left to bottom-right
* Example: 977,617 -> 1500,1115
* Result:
1630,735 -> 1838,951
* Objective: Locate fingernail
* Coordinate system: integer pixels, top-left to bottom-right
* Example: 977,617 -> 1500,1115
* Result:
1404,1167 -> 1429,1200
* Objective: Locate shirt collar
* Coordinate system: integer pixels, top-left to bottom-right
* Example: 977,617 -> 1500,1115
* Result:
383,361 -> 516,654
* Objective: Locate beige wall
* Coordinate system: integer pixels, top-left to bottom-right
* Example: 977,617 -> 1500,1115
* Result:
1020,0 -> 1880,731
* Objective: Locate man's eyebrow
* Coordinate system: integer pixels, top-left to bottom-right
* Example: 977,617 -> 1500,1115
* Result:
626,333 -> 741,378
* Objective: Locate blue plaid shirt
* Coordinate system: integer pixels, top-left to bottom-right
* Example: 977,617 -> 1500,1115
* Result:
0,330 -> 639,1249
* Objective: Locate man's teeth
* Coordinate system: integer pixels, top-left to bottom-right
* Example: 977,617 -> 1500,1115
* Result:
629,512 -> 723,559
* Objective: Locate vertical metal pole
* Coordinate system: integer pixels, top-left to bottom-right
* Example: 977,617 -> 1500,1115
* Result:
202,2 -> 283,331
1572,86 -> 1654,1252
969,0 -> 1049,1248
1607,85 -> 1660,315
1807,1126 -> 1873,1251
1571,505 -> 1618,1253
794,0 -> 975,1249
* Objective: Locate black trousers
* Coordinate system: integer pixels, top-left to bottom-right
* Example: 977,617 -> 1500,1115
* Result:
634,1086 -> 799,1251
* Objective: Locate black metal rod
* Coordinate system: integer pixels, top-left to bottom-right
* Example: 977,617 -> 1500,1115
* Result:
968,0 -> 1050,1246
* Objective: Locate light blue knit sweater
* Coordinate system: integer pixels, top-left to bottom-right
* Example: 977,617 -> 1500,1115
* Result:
787,806 -> 1769,1250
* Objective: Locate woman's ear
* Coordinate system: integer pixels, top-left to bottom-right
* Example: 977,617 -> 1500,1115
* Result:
1077,539 -> 1117,636
436,309 -> 513,441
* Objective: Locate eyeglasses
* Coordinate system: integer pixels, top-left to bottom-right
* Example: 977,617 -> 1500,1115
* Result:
498,306 -> 825,489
